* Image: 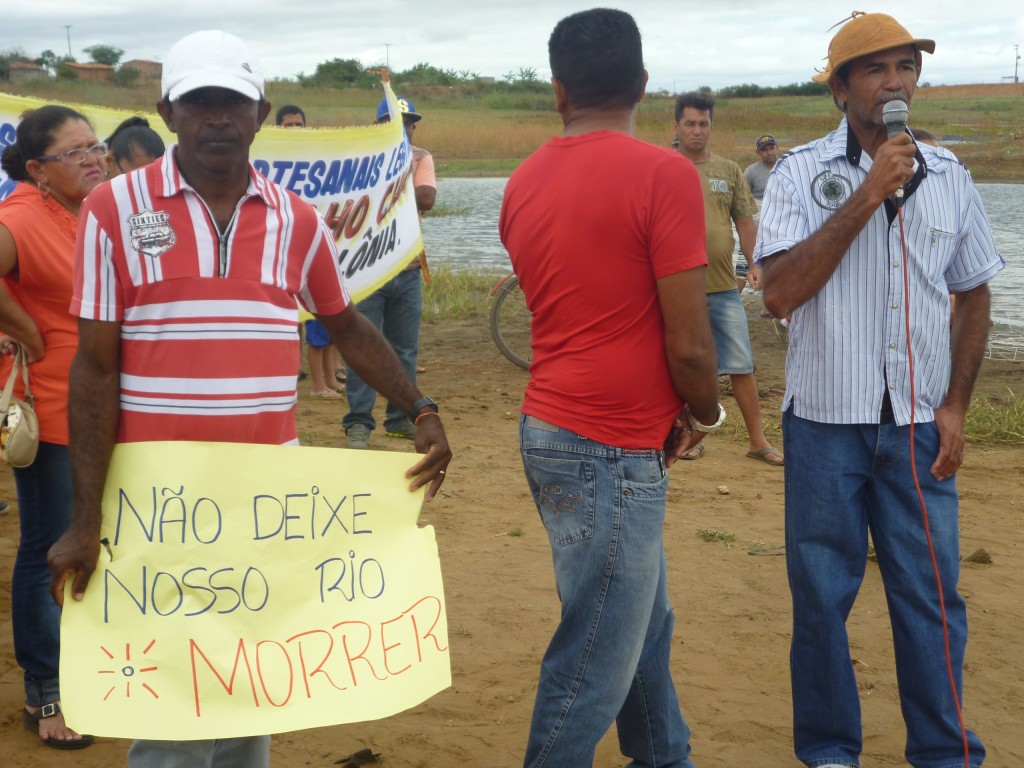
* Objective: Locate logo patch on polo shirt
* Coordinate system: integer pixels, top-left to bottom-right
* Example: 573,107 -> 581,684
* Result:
128,209 -> 176,258
810,171 -> 853,210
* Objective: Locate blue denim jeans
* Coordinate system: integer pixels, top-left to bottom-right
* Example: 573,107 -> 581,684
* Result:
343,268 -> 422,432
519,415 -> 696,768
783,411 -> 985,768
128,736 -> 270,767
706,289 -> 754,375
12,441 -> 72,708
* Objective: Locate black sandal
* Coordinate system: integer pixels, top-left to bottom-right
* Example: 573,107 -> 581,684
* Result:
335,747 -> 381,765
22,703 -> 94,750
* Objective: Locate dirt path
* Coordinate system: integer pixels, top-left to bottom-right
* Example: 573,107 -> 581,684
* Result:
2,303 -> 1022,767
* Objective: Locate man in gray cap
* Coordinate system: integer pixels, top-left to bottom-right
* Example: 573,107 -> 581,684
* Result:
756,12 -> 1001,768
743,133 -> 778,202
48,29 -> 451,768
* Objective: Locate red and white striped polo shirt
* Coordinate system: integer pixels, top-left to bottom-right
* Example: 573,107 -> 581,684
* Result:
73,147 -> 350,445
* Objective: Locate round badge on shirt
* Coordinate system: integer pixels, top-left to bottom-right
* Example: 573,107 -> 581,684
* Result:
811,171 -> 853,211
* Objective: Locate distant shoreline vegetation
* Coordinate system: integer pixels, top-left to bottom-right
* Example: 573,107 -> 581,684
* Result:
2,63 -> 1020,182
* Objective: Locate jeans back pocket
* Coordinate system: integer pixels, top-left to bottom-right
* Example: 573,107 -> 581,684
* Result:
523,452 -> 596,546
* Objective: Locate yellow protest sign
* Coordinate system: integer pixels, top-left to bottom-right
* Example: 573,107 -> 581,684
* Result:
59,441 -> 450,740
0,84 -> 421,302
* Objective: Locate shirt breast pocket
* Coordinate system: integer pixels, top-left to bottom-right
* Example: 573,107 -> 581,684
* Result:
927,226 -> 957,265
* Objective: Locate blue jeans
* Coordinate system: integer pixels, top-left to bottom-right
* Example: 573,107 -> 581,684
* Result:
519,415 -> 696,768
706,290 -> 754,375
783,411 -> 985,768
343,268 -> 422,432
12,441 -> 71,707
128,736 -> 270,767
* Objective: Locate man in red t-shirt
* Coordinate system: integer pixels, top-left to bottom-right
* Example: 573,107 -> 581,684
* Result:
499,9 -> 720,767
48,30 -> 451,768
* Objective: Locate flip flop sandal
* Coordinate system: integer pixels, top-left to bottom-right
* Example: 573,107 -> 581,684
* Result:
22,704 -> 94,750
680,443 -> 705,460
746,447 -> 784,466
335,747 -> 381,765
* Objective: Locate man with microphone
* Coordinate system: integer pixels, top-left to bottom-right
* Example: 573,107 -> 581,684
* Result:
756,12 -> 1002,768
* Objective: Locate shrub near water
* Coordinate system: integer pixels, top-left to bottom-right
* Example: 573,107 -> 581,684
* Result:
421,264 -> 502,321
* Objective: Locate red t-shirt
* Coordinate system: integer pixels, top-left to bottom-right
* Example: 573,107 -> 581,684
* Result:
499,131 -> 707,449
72,149 -> 349,445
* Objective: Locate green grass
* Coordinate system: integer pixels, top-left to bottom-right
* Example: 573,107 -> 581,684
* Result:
434,158 -> 524,177
965,391 -> 1024,444
421,264 -> 503,321
423,202 -> 471,218
696,528 -> 738,545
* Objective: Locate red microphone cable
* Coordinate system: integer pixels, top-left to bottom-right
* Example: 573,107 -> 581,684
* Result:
896,206 -> 972,768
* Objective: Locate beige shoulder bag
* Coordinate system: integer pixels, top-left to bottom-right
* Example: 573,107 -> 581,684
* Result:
0,346 -> 40,468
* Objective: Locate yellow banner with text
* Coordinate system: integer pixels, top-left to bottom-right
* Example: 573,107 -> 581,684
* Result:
59,441 -> 449,739
0,84 -> 419,301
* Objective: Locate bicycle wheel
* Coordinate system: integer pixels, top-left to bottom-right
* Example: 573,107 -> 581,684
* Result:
490,274 -> 531,370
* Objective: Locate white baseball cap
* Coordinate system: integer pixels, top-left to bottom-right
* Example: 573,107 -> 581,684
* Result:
162,30 -> 264,101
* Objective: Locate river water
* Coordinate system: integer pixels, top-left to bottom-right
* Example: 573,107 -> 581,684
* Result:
421,178 -> 1024,328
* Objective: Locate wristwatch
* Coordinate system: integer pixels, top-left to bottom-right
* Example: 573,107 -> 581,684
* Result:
687,403 -> 726,433
407,396 -> 439,422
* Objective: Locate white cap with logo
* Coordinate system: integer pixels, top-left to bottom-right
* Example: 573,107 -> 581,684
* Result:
161,30 -> 264,101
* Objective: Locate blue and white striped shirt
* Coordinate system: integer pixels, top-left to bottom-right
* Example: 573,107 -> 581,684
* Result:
754,118 -> 1004,425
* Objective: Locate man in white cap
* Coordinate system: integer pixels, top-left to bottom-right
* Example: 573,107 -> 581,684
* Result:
756,12 -> 1002,768
48,30 -> 451,768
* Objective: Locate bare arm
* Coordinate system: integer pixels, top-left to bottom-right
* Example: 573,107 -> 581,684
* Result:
318,305 -> 451,499
412,148 -> 436,213
48,319 -> 122,605
930,283 -> 991,481
0,224 -> 45,360
656,267 -> 720,465
735,215 -> 760,289
0,283 -> 45,361
415,185 -> 436,213
761,133 -> 917,318
0,222 -> 17,277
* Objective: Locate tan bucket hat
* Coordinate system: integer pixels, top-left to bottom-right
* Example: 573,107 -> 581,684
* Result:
812,11 -> 935,83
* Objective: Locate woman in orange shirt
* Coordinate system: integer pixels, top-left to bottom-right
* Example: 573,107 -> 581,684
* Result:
0,105 -> 107,750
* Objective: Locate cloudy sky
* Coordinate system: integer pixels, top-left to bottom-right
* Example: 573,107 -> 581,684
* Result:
6,1 -> 1022,91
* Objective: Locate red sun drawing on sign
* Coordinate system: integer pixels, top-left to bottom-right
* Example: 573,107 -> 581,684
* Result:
97,640 -> 160,700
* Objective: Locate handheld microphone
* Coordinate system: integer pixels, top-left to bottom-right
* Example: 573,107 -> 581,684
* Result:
883,100 -> 910,207
882,99 -> 909,140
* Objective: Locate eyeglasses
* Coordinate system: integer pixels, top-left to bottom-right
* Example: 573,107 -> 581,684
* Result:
37,142 -> 109,165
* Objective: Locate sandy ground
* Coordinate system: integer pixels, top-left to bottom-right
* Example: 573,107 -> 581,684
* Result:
1,300 -> 1022,767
